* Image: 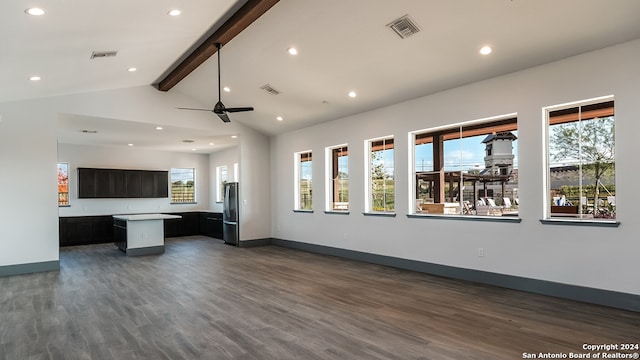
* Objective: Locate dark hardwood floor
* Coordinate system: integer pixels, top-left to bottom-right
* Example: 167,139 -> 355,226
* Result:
1,236 -> 638,359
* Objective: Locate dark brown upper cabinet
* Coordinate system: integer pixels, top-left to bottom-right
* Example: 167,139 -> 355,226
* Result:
78,168 -> 168,199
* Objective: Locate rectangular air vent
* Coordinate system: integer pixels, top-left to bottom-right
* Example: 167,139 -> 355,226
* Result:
90,51 -> 118,59
386,15 -> 420,39
260,84 -> 280,95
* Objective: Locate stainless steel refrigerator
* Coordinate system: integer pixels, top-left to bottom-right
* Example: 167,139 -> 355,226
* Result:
223,182 -> 239,246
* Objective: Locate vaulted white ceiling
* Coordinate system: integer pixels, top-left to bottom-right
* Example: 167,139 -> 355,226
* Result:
3,0 -> 640,152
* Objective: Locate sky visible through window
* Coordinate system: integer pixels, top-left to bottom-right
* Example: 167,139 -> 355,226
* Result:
415,132 -> 519,172
171,168 -> 193,183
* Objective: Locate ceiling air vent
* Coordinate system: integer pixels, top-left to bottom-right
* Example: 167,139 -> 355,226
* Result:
90,50 -> 118,59
260,84 -> 280,95
386,15 -> 421,39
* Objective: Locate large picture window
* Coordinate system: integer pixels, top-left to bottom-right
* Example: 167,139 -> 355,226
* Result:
546,97 -> 615,221
326,145 -> 349,211
170,168 -> 195,203
57,163 -> 69,206
411,116 -> 518,217
294,151 -> 313,210
366,137 -> 394,213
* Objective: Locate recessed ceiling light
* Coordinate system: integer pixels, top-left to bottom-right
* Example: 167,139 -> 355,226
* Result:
25,8 -> 46,16
231,135 -> 238,139
209,142 -> 215,146
29,76 -> 41,81
168,9 -> 181,16
223,86 -> 231,92
276,116 -> 283,121
287,47 -> 298,55
128,67 -> 137,72
191,148 -> 197,151
155,126 -> 163,130
128,143 -> 134,147
348,91 -> 357,98
480,46 -> 492,55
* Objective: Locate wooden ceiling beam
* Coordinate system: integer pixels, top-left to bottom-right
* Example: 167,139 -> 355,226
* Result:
156,0 -> 279,92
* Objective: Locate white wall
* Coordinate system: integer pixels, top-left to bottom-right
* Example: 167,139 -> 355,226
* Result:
208,146 -> 239,212
270,39 -> 640,296
58,143 -> 210,216
238,124 -> 271,241
0,101 -> 59,267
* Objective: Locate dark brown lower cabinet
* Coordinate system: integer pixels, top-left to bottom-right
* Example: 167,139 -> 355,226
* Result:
60,212 -> 223,246
200,213 -> 223,239
59,216 -> 114,247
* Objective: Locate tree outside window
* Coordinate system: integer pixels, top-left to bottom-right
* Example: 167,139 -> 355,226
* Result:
367,137 -> 394,213
547,98 -> 615,220
295,151 -> 313,210
58,163 -> 69,206
326,145 -> 348,211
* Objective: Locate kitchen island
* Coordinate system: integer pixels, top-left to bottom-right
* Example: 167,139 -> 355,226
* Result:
113,213 -> 181,256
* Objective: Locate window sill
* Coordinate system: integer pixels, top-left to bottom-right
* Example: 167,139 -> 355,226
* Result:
171,202 -> 198,205
324,210 -> 350,215
293,209 -> 314,213
58,205 -> 71,208
539,219 -> 620,227
407,213 -> 522,223
363,212 -> 396,217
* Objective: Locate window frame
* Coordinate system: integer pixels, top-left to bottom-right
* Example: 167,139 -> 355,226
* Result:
365,136 -> 395,214
325,144 -> 349,212
216,165 -> 228,203
170,168 -> 196,204
57,162 -> 70,207
294,150 -> 313,211
543,95 -> 617,224
409,114 -> 518,219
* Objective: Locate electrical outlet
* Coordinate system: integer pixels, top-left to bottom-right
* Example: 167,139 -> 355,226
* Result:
478,247 -> 485,257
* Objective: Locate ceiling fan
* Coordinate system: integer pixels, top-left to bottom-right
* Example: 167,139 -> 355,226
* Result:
177,43 -> 254,122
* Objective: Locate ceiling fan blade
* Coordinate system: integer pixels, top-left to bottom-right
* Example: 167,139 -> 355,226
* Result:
176,107 -> 213,112
225,107 -> 254,113
217,112 -> 231,123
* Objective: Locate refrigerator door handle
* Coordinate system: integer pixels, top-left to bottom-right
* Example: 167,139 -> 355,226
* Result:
224,184 -> 230,218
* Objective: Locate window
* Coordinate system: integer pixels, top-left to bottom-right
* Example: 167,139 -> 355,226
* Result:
326,145 -> 349,211
170,168 -> 195,203
546,97 -> 615,221
411,116 -> 518,217
57,163 -> 69,206
294,151 -> 313,210
216,165 -> 228,202
366,137 -> 394,213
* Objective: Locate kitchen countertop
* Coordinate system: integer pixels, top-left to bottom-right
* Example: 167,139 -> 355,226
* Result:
112,214 -> 182,221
